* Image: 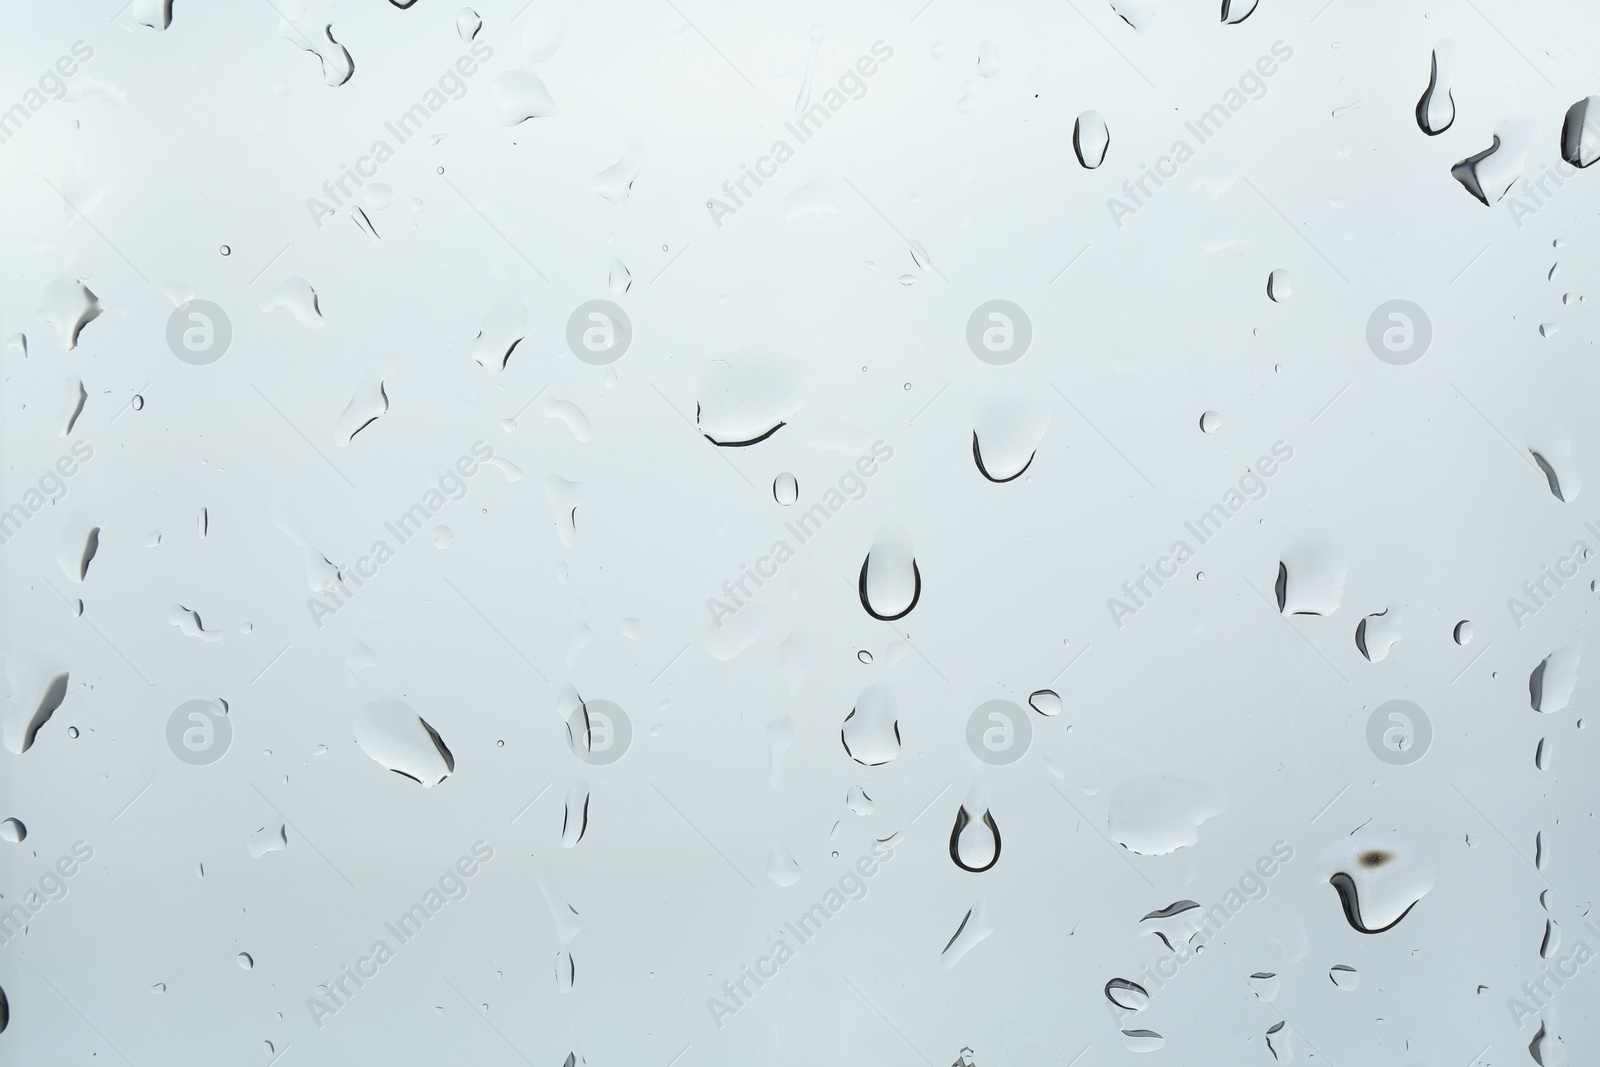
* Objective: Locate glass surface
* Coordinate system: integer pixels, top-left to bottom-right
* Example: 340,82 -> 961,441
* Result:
2,2 -> 1598,1065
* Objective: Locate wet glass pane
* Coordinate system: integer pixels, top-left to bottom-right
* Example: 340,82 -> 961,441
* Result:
2,2 -> 1597,1065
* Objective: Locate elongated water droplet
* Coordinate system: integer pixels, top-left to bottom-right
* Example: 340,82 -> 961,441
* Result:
1416,42 -> 1455,135
940,900 -> 993,968
1267,269 -> 1292,302
773,472 -> 799,505
1120,1030 -> 1164,1053
1073,110 -> 1110,168
1328,964 -> 1358,990
1265,1021 -> 1293,1062
1531,643 -> 1580,713
1562,95 -> 1600,168
1536,737 -> 1552,770
562,781 -> 589,848
1248,972 -> 1280,1001
859,524 -> 920,620
1454,620 -> 1473,645
1105,977 -> 1150,1011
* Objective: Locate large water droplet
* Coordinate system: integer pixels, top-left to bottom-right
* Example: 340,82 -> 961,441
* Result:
1108,777 -> 1223,856
1531,643 -> 1580,713
859,524 -> 920,620
773,472 -> 799,505
1320,837 -> 1434,933
841,682 -> 901,765
354,698 -> 455,786
949,793 -> 1001,873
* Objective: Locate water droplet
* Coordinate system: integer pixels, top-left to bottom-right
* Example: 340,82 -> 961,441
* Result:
238,952 -> 254,970
1073,110 -> 1110,169
1028,689 -> 1061,717
976,41 -> 1002,78
1537,737 -> 1552,771
773,472 -> 799,505
767,842 -> 802,886
1454,620 -> 1473,645
1416,42 -> 1456,135
248,823 -> 287,858
1328,964 -> 1358,990
1355,603 -> 1402,662
457,7 -> 483,41
1199,410 -> 1222,434
1105,978 -> 1150,1011
492,69 -> 557,125
260,277 -> 323,328
841,682 -> 901,766
1531,643 -> 1580,713
1451,122 -> 1533,206
1120,1030 -> 1165,1053
1264,1020 -> 1293,1062
354,698 -> 455,786
562,781 -> 589,848
940,899 -> 994,968
950,792 -> 1001,873
973,398 -> 1049,482
1562,95 -> 1600,168
335,371 -> 389,445
1109,777 -> 1224,856
856,649 -> 872,664
859,524 -> 920,621
0,819 -> 25,843
1267,269 -> 1292,302
846,786 -> 874,815
1275,546 -> 1347,616
132,394 -> 144,411
219,245 -> 231,256
1320,837 -> 1434,933
1221,0 -> 1258,24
